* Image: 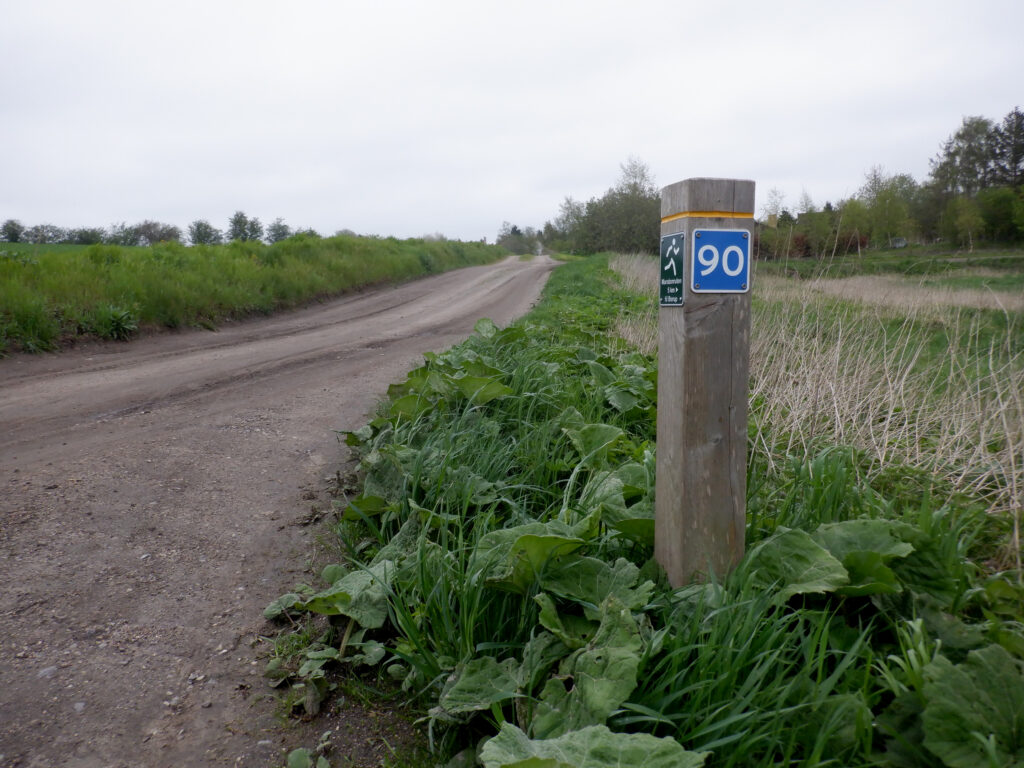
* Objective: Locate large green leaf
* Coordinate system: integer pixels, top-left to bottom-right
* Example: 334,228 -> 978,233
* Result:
532,597 -> 642,738
453,374 -> 514,405
836,550 -> 902,596
480,723 -> 708,768
286,748 -> 329,768
390,393 -> 433,419
518,632 -> 570,694
586,360 -> 617,388
263,592 -> 306,620
540,557 -> 654,620
811,519 -> 915,562
431,656 -> 520,721
472,522 -> 587,594
340,493 -> 389,521
535,593 -> 598,650
578,471 -> 627,521
586,360 -> 652,415
922,644 -> 1024,768
744,528 -> 849,602
371,516 -> 421,563
809,518 -> 913,596
341,629 -> 387,667
501,535 -> 587,594
576,463 -> 653,544
300,560 -> 393,628
887,522 -> 962,609
360,446 -> 405,500
298,646 -> 340,677
612,461 -> 650,501
605,386 -> 640,414
474,317 -> 499,339
448,465 -> 500,506
561,423 -> 624,467
342,422 -> 375,447
387,365 -> 428,398
915,592 -> 990,652
617,363 -> 654,395
606,501 -> 654,546
494,324 -> 527,346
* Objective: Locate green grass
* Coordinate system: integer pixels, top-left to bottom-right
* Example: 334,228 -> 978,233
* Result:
918,271 -> 1024,292
0,235 -> 507,353
618,587 -> 876,765
755,242 -> 1024,280
262,254 -> 1023,767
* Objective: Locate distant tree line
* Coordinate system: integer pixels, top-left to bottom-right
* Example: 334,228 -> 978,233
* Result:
0,219 -> 184,247
498,156 -> 661,256
760,106 -> 1024,258
0,211 -> 319,247
499,107 -> 1024,258
495,223 -> 540,255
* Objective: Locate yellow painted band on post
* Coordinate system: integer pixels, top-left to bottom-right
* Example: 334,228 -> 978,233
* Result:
661,211 -> 755,224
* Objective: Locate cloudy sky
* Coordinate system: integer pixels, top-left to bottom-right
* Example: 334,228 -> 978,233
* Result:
2,1 -> 1021,242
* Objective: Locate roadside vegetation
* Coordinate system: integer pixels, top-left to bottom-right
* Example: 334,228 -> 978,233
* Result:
265,249 -> 1024,768
0,235 -> 505,354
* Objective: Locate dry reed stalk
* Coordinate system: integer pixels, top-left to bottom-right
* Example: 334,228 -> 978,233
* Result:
781,274 -> 1024,314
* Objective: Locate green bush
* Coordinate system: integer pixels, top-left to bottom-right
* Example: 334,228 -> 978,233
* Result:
86,304 -> 138,341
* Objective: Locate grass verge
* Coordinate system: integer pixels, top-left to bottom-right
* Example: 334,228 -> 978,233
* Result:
0,235 -> 506,353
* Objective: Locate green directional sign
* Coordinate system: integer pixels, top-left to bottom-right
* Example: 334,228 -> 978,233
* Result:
660,233 -> 684,306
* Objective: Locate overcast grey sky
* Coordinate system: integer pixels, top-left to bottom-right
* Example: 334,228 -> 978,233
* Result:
1,1 -> 1021,242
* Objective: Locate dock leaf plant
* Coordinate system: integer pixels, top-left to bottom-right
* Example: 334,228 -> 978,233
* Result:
267,255 -> 1023,767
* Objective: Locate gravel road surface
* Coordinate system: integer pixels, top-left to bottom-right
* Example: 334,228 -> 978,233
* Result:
0,255 -> 554,767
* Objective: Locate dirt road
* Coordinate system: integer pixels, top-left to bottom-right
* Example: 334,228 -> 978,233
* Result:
0,255 -> 554,768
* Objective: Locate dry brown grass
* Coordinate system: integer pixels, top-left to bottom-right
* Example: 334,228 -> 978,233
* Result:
609,254 -> 658,356
609,254 -> 1023,568
773,273 -> 1024,314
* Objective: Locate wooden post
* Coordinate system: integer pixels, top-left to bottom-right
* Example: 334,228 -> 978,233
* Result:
655,177 -> 755,586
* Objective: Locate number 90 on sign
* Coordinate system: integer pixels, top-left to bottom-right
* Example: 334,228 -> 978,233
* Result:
691,228 -> 751,294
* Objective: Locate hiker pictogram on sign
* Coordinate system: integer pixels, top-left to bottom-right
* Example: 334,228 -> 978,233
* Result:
660,234 -> 684,306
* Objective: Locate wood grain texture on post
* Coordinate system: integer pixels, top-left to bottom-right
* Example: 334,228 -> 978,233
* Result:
655,177 -> 755,586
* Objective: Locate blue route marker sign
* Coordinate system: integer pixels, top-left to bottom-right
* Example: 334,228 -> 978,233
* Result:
660,233 -> 685,306
690,228 -> 751,294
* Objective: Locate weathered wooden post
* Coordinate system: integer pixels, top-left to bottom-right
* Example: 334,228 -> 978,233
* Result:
655,177 -> 755,586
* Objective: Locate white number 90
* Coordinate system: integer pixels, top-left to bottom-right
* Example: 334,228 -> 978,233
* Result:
696,244 -> 745,277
